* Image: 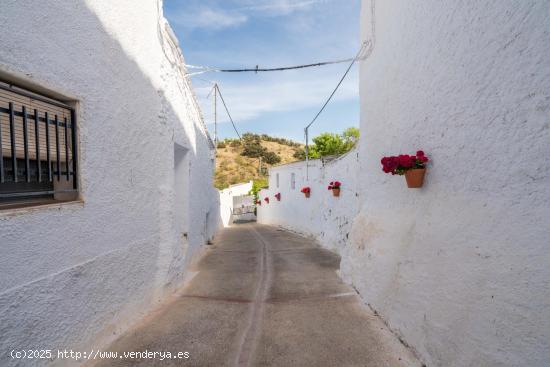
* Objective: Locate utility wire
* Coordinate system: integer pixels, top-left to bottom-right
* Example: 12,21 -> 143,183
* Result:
304,41 -> 370,175
215,84 -> 241,140
305,41 -> 367,130
185,54 -> 366,76
303,0 -> 375,132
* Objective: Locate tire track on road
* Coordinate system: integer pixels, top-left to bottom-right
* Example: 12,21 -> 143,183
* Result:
235,225 -> 273,367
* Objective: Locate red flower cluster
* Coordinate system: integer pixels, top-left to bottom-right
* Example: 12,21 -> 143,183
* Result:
328,181 -> 342,190
300,187 -> 311,194
381,150 -> 429,175
275,193 -> 281,201
264,197 -> 269,203
256,200 -> 261,206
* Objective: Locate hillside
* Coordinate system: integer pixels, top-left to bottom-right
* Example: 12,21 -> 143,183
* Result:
215,135 -> 305,189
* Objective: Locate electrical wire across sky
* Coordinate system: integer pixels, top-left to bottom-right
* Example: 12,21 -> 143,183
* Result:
184,50 -> 369,76
215,84 -> 241,140
197,41 -> 370,146
190,0 -> 376,182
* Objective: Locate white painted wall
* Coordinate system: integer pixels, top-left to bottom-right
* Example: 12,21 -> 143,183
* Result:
257,151 -> 359,254
219,181 -> 253,227
0,1 -> 219,365
259,1 -> 550,365
352,1 -> 549,366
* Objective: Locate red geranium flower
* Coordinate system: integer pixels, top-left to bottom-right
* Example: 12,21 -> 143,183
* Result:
381,150 -> 429,175
328,181 -> 341,189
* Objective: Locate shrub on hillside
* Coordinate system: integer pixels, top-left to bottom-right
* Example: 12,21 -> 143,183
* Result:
260,134 -> 301,147
262,151 -> 281,165
293,148 -> 306,160
229,139 -> 241,147
241,133 -> 266,158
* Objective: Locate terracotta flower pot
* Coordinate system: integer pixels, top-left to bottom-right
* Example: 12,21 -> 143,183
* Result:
304,192 -> 310,198
332,188 -> 341,197
405,168 -> 426,188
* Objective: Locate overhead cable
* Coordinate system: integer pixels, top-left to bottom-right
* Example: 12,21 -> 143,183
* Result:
305,41 -> 368,130
184,52 -> 369,76
215,84 -> 241,140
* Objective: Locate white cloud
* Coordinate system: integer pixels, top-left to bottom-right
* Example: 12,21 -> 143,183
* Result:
168,0 -> 361,136
170,8 -> 247,31
195,68 -> 359,124
239,0 -> 321,15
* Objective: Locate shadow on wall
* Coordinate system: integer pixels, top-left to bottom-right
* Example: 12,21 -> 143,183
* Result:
0,1 -> 218,366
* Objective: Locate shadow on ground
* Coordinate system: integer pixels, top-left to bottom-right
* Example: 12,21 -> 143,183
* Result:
90,223 -> 420,367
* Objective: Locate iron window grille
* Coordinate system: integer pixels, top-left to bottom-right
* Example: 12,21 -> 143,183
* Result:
0,82 -> 78,204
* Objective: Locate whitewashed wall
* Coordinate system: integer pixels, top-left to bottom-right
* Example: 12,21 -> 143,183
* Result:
257,150 -> 359,254
258,1 -> 550,365
347,1 -> 550,366
219,181 -> 253,227
0,1 -> 218,365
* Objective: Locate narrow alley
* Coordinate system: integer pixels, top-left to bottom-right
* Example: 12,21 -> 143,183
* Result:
1,1 -> 548,366
92,224 -> 420,367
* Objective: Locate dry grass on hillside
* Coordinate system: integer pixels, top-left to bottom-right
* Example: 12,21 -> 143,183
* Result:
215,140 -> 303,189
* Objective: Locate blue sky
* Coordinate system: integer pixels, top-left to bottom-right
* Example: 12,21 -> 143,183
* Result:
164,0 -> 361,142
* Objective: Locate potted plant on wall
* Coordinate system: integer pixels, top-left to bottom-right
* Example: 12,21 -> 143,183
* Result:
301,186 -> 311,198
275,193 -> 281,201
381,150 -> 429,188
328,181 -> 342,197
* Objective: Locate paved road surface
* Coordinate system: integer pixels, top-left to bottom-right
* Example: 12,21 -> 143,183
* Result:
92,223 -> 420,367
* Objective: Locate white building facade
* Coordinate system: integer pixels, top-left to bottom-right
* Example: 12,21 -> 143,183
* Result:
0,1 -> 219,365
219,181 -> 254,226
259,1 -> 550,365
258,152 -> 359,254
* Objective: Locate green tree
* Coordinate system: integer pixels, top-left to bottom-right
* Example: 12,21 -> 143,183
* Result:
308,127 -> 360,158
249,178 -> 268,203
342,127 -> 360,150
309,133 -> 344,158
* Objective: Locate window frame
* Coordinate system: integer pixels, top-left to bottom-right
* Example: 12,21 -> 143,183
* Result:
0,81 -> 79,208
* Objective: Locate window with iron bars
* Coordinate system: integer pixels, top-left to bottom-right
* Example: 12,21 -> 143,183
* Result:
0,82 -> 78,208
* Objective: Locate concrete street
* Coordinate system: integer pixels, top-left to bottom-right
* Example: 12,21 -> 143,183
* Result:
93,223 -> 420,367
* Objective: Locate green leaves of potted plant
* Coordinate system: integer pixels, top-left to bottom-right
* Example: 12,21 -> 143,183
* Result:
381,150 -> 429,188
